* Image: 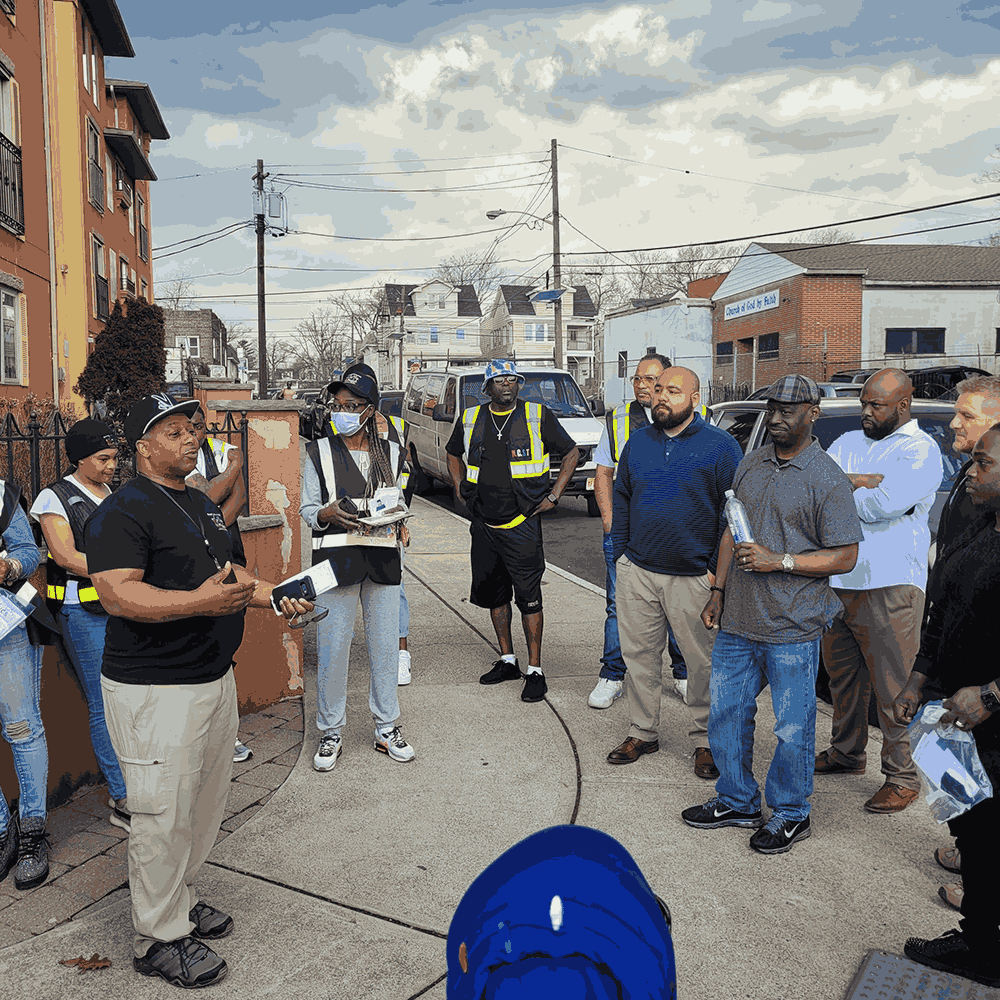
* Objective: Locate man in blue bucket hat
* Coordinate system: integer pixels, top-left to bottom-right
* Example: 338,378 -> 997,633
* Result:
446,824 -> 676,999
446,359 -> 579,703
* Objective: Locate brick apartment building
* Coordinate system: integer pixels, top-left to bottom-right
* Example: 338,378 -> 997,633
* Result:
712,242 -> 1000,390
163,308 -> 231,375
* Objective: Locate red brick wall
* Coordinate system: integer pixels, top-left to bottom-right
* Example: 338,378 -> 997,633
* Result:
712,274 -> 863,388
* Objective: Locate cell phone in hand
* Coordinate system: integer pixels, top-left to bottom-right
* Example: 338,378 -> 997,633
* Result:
338,496 -> 360,516
271,576 -> 317,609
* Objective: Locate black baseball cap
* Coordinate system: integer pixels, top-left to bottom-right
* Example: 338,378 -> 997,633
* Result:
125,392 -> 201,449
327,369 -> 379,408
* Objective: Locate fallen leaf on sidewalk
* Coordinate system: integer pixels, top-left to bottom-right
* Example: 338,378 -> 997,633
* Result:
59,954 -> 112,974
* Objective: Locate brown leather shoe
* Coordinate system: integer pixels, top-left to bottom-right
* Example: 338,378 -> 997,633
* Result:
607,736 -> 659,765
693,747 -> 719,780
935,845 -> 962,874
814,749 -> 865,775
938,881 -> 963,911
864,782 -> 918,813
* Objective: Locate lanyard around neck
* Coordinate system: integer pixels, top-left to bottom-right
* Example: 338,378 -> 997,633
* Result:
145,477 -> 223,570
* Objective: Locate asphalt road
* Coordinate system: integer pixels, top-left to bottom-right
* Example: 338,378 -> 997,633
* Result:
417,481 -> 608,588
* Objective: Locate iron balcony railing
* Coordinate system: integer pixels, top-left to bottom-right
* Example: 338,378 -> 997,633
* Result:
0,1 -> 15,17
0,132 -> 24,236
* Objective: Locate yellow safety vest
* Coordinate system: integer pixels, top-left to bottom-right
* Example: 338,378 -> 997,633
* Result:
462,402 -> 550,484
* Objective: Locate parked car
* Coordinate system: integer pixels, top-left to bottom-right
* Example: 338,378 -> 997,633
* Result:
378,391 -> 404,419
829,369 -> 882,384
747,382 -> 862,401
403,366 -> 604,515
907,365 -> 991,400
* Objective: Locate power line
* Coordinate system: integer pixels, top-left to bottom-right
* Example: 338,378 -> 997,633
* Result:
152,220 -> 252,253
286,224 -> 517,243
280,175 -> 549,195
267,151 -> 550,168
152,224 -> 254,261
561,190 -> 1000,258
273,158 -> 548,178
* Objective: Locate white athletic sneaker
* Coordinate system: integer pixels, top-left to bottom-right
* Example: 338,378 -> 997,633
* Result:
233,740 -> 253,763
374,726 -> 415,763
673,678 -> 688,701
588,677 -> 623,709
398,650 -> 412,686
313,734 -> 342,771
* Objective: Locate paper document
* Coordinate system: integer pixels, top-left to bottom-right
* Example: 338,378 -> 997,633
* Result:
0,588 -> 29,642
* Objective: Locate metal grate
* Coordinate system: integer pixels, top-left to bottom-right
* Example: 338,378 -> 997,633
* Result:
845,951 -> 1000,1000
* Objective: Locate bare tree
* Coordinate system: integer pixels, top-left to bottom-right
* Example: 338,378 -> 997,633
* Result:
786,227 -> 855,246
434,250 -> 507,307
155,273 -> 196,310
289,308 -> 349,384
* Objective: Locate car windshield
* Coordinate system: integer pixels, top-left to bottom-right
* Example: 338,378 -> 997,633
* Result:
714,409 -> 761,454
460,372 -> 591,417
380,396 -> 403,417
760,414 -> 964,491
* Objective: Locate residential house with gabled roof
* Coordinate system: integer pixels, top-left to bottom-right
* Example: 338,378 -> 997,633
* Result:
712,242 -> 1000,389
364,279 -> 483,387
481,282 -> 598,384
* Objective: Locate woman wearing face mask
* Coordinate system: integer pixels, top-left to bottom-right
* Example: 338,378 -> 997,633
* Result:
300,369 -> 414,772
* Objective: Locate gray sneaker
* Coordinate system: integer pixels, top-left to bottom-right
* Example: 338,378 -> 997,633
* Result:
134,936 -> 228,988
108,797 -> 131,834
13,816 -> 49,890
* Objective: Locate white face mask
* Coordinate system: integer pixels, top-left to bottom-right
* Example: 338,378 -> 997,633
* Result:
332,408 -> 370,436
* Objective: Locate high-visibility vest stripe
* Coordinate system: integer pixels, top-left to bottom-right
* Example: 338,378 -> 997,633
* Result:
464,402 -> 550,483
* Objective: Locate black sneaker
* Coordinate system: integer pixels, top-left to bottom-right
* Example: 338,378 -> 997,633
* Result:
0,819 -> 16,884
480,658 -> 521,685
749,816 -> 811,855
190,901 -> 234,940
13,816 -> 49,890
905,929 -> 1000,988
521,671 -> 547,703
134,936 -> 228,989
681,798 -> 764,830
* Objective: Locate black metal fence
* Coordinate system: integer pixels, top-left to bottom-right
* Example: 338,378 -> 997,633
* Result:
0,406 -> 250,513
0,131 -> 24,237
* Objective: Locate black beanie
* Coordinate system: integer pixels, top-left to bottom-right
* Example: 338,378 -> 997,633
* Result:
65,420 -> 118,465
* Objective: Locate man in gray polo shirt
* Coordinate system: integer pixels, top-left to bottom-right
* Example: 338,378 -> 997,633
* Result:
681,375 -> 862,855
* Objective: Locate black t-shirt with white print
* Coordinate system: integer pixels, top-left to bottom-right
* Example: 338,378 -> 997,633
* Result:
85,476 -> 247,685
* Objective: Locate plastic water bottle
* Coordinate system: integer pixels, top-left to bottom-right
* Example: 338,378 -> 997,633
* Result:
724,490 -> 754,545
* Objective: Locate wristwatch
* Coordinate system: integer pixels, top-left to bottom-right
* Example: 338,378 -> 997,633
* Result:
547,493 -> 559,506
981,684 -> 1000,714
780,553 -> 795,572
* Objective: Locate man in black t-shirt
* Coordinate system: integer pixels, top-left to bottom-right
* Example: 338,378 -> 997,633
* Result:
446,360 -> 579,703
86,393 -> 311,991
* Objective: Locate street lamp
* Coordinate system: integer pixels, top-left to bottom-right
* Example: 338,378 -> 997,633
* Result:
486,208 -> 565,369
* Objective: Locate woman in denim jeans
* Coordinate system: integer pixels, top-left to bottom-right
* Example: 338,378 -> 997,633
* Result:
31,420 -> 128,834
0,482 -> 46,889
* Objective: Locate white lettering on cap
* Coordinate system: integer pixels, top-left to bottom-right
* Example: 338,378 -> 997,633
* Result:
151,393 -> 175,411
345,373 -> 361,386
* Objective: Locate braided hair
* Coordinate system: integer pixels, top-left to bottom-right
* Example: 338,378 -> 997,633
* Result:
362,413 -> 397,497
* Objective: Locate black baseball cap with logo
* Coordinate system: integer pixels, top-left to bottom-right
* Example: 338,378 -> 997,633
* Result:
124,393 -> 201,450
327,369 -> 379,409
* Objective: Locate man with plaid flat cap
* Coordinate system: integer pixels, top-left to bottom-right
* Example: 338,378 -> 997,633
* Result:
446,359 -> 579,703
682,374 -> 862,855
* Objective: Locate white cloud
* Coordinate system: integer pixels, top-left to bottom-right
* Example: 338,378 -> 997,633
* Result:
744,1 -> 793,22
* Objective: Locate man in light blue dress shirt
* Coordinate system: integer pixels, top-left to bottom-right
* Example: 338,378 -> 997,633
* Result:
815,369 -> 943,813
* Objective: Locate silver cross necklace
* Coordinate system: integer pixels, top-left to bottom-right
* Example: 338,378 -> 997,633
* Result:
490,407 -> 514,440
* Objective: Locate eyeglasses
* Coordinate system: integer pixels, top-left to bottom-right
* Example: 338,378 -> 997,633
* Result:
329,401 -> 370,413
491,376 -> 519,386
632,375 -> 658,385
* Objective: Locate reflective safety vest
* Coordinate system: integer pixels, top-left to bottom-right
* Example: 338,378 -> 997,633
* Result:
306,434 -> 406,557
461,402 -> 551,511
606,400 -> 709,465
201,436 -> 231,478
42,478 -> 106,615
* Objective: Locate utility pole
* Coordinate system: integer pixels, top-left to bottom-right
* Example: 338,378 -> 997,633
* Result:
551,139 -> 563,370
253,159 -> 268,398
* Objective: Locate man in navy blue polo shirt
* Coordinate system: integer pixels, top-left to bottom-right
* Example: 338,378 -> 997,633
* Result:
606,367 -> 743,778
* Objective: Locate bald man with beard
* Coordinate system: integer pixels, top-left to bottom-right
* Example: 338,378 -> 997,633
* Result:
815,368 -> 943,813
607,367 -> 743,777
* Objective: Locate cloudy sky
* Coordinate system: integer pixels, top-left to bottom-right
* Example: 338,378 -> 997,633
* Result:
108,1 -> 1000,345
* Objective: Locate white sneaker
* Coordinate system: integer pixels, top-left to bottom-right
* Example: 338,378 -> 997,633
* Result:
374,726 -> 415,763
398,650 -> 412,686
588,677 -> 623,709
313,734 -> 342,771
673,678 -> 688,701
233,740 -> 253,763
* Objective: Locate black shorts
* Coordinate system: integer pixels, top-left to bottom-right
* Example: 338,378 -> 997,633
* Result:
469,515 -> 545,615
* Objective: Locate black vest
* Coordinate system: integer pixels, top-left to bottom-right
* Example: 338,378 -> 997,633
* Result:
43,479 -> 106,615
306,435 -> 404,588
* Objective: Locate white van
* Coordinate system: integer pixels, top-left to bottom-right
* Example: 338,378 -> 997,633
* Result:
403,366 -> 604,516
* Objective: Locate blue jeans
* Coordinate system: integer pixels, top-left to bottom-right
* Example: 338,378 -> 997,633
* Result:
0,623 -> 47,827
399,552 -> 409,640
602,533 -> 686,681
60,605 -> 126,800
709,630 -> 820,823
316,580 -> 401,737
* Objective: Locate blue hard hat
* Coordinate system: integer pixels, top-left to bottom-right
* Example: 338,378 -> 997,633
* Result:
446,825 -> 676,1000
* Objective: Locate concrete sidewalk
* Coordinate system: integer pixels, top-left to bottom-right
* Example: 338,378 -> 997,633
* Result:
0,496 -> 958,999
